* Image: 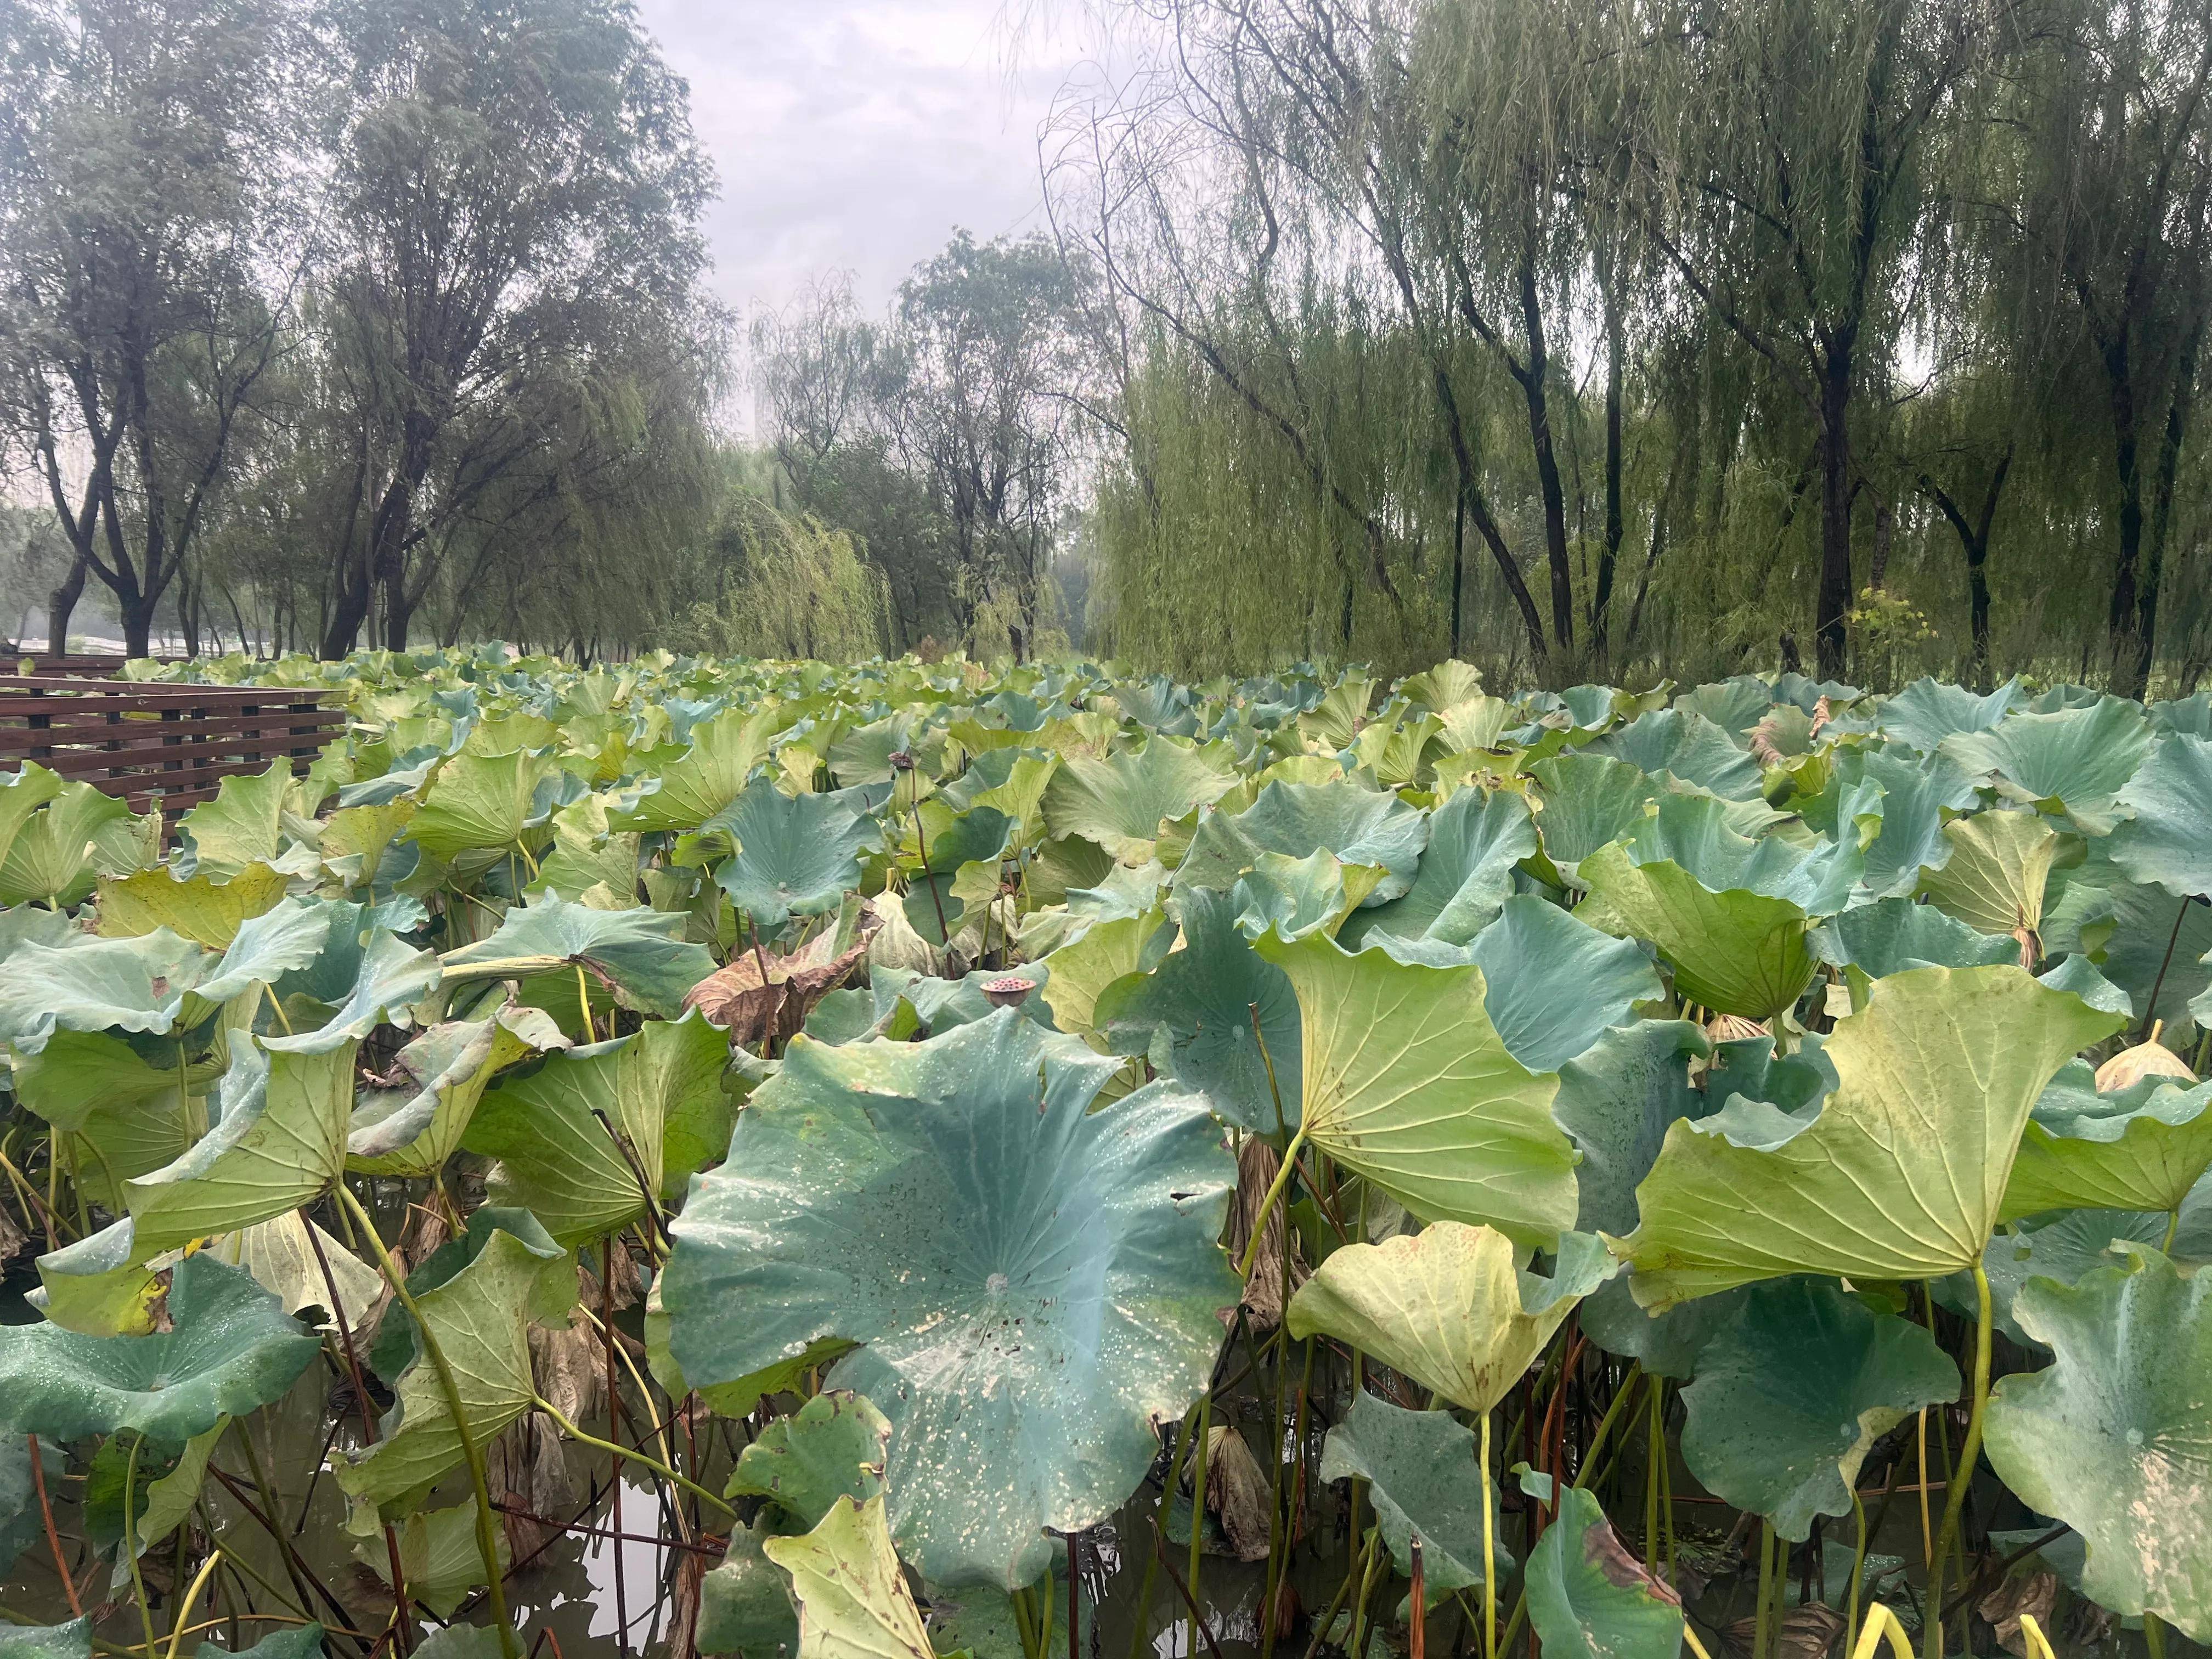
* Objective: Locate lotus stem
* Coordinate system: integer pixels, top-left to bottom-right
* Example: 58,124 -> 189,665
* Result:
165,1549 -> 224,1659
1753,1520 -> 1775,1659
2164,1207 -> 2181,1254
1846,1490 -> 1869,1657
1126,1400 -> 1203,1659
1186,1388 -> 1210,1659
2145,1613 -> 2168,1659
27,1434 -> 80,1618
337,1182 -> 521,1659
125,1436 -> 159,1659
1237,1122 -> 1310,1279
1479,1409 -> 1496,1659
529,1395 -> 738,1520
1924,1260 -> 1993,1659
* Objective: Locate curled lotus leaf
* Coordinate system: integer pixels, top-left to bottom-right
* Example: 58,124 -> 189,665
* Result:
1587,707 -> 1762,800
95,862 -> 291,948
1177,780 -> 1425,905
761,1494 -> 934,1659
1983,1250 -> 2212,1642
1317,1391 -> 1509,1605
0,1254 -> 319,1442
1678,1278 -> 1959,1540
1526,754 -> 1660,885
1339,787 -> 1535,949
0,928 -> 207,1052
347,1005 -> 568,1177
2109,731 -> 2212,899
1522,1485 -> 1684,1659
404,748 -> 563,859
1285,1223 -> 1615,1414
616,707 -> 783,832
1040,737 -> 1239,857
2003,1062 -> 2212,1217
661,1009 -> 1239,1591
1939,697 -> 2151,832
1917,810 -> 2057,948
441,893 -> 717,1020
1615,967 -> 2120,1309
1256,928 -> 1576,1246
725,1389 -> 891,1531
1465,895 -> 1664,1074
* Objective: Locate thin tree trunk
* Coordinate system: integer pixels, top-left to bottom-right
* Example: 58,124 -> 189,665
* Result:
2104,336 -> 2147,693
1590,267 -> 1626,670
46,551 -> 89,656
1450,488 -> 1466,661
2134,318 -> 2203,696
1815,349 -> 1857,679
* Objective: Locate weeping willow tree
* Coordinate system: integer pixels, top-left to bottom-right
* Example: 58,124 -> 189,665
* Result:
667,479 -> 893,662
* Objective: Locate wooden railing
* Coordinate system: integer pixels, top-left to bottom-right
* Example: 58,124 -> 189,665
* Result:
0,678 -> 346,819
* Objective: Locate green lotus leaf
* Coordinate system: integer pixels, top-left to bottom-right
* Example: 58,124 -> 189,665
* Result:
862,966 -> 1055,1039
1093,887 -> 1301,1130
2038,951 -> 2136,1017
1465,895 -> 1664,1073
196,1626 -> 326,1658
464,1011 -> 733,1243
1577,1278 -> 1750,1379
1178,781 -> 1425,904
826,710 -> 922,791
1256,929 -> 1576,1245
440,894 -> 717,1019
726,1390 -> 891,1531
406,749 -> 562,860
1285,1223 -> 1615,1414
1878,678 -> 2021,755
762,1494 -> 934,1659
1401,659 -> 1487,712
8,1025 -> 196,1133
1032,907 -> 1170,1037
1615,966 -> 2121,1308
1522,1485 -> 1683,1659
347,1005 -> 567,1176
95,863 -> 291,948
1940,697 -> 2151,832
1937,1206 -> 2175,1347
1339,788 -> 1535,947
179,764 -> 297,880
0,928 -> 206,1052
1040,737 -> 1238,857
30,1219 -> 164,1336
1228,850 -> 1383,941
709,780 -> 876,933
1982,1250 -> 2212,1641
2045,844 -> 2212,1030
1552,1020 -> 1711,1237
1813,896 -> 2015,978
1317,1392 -> 1509,1606
2109,732 -> 2212,899
0,1618 -> 89,1657
320,798 -> 419,887
0,765 -> 66,868
699,1518 -> 800,1659
124,1033 -> 355,1254
261,909 -> 441,1053
1589,707 -> 1762,800
336,1224 -> 574,1518
1678,1278 -> 1959,1540
2003,1062 -> 2212,1216
901,803 -> 1013,947
89,1418 -> 225,1558
0,903 -> 81,953
1839,749 -> 1977,901
1918,810 -> 2056,945
405,1624 -> 506,1659
349,1497 -> 505,1620
1577,851 -> 1813,1020
0,777 -> 154,907
0,1255 -> 318,1442
191,896 -> 340,1005
617,706 -> 782,831
1527,754 -> 1661,884
661,1011 -> 1239,1590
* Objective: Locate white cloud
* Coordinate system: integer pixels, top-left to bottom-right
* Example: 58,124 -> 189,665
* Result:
637,1 -> 1096,323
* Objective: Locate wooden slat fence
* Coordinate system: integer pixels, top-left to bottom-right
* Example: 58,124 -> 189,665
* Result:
0,678 -> 346,821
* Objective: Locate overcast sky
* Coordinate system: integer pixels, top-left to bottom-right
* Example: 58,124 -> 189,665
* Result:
635,1 -> 1101,330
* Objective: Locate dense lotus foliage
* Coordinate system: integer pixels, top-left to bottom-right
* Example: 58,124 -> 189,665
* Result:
1,646 -> 2210,1659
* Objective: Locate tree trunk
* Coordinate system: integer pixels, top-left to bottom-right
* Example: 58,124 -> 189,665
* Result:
121,592 -> 157,659
1449,488 -> 1466,661
1589,267 -> 1626,669
2104,337 -> 2147,695
46,551 -> 90,656
1516,257 -> 1575,655
2133,319 -> 2203,697
1815,348 -> 1856,680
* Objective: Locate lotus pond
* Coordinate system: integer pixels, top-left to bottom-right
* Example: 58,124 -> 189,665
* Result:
0,650 -> 2208,1659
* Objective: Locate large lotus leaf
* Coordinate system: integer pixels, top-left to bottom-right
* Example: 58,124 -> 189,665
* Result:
617,706 -> 782,831
0,928 -> 206,1052
1675,676 -> 1778,739
2004,1063 -> 2212,1216
262,917 -> 441,1054
1588,707 -> 1762,800
123,1034 -> 354,1254
901,803 -> 1013,948
1318,1392 -> 1508,1605
347,1006 -> 567,1177
1339,788 -> 1535,947
1465,895 -> 1664,1074
1983,1251 -> 2212,1641
440,894 -> 716,1019
95,864 -> 291,948
1527,754 -> 1661,884
178,765 -> 296,879
335,1225 -> 574,1519
764,1494 -> 934,1659
1228,849 -> 1384,941
660,1011 -> 1239,1591
1678,1278 -> 1959,1540
1918,810 -> 2056,946
1040,738 -> 1238,857
348,1498 -> 505,1621
0,1620 -> 89,1658
1877,678 -> 2021,755
709,780 -> 876,933
1618,788 -> 1867,916
1842,748 -> 1978,900
1523,1484 -> 1684,1659
1286,1224 -> 1613,1414
1615,967 -> 2121,1308
1577,1279 -> 1750,1380
1030,907 -> 1169,1036
1093,887 -> 1301,1130
320,798 -> 419,885
0,1255 -> 317,1442
464,1011 -> 733,1243
1941,698 -> 2151,832
2110,732 -> 2212,899
0,765 -> 65,868
1255,930 -> 1576,1246
699,1517 -> 800,1659
1553,1020 -> 1712,1237
1938,1207 -> 2175,1347
191,896 -> 340,1005
1813,896 -> 2015,979
405,749 -> 561,860
727,1390 -> 891,1531
8,1024 -> 198,1135
1177,781 -> 1424,904
2046,846 -> 2212,1031
0,778 -> 153,909
1577,848 -> 1815,1020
